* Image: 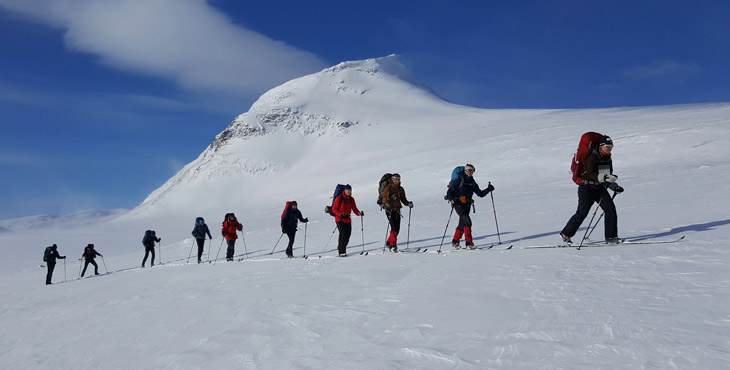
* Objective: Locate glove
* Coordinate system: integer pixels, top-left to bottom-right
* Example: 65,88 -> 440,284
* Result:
601,174 -> 618,183
281,228 -> 286,234
221,231 -> 226,237
360,211 -> 365,216
486,183 -> 495,193
613,186 -> 624,193
303,218 -> 309,223
444,195 -> 450,201
60,256 -> 66,259
408,201 -> 414,208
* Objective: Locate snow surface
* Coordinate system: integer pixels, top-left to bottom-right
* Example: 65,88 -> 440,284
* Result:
1,56 -> 730,369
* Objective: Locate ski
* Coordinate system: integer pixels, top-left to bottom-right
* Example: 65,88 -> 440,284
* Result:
525,235 -> 686,250
436,244 -> 512,254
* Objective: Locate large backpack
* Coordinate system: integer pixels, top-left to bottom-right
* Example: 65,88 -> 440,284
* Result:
571,132 -> 604,185
222,213 -> 235,226
376,173 -> 393,206
451,166 -> 465,180
43,246 -> 53,262
281,201 -> 292,227
142,230 -> 155,246
324,184 -> 348,216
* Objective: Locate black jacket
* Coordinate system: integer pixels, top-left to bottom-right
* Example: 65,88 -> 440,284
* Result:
446,173 -> 490,203
46,246 -> 65,264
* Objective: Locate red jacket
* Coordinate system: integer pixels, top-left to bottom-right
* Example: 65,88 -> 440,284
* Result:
332,194 -> 360,223
222,220 -> 242,240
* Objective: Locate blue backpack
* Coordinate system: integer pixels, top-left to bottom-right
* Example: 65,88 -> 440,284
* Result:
451,166 -> 465,180
324,184 -> 348,216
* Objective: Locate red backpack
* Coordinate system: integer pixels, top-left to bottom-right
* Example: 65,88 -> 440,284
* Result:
570,132 -> 603,185
281,201 -> 292,228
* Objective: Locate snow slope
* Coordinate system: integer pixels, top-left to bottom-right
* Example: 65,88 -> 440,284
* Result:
1,56 -> 729,369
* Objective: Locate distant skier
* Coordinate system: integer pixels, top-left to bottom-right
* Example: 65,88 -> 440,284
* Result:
331,185 -> 362,257
43,244 -> 66,285
281,201 -> 308,258
381,174 -> 413,252
191,217 -> 212,263
444,164 -> 494,249
141,230 -> 161,267
222,213 -> 243,261
81,244 -> 102,277
561,135 -> 623,244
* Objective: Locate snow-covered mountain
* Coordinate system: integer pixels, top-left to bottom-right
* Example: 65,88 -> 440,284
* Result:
2,56 -> 730,369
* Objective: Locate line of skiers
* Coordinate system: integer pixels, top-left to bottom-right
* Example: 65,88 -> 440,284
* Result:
43,132 -> 622,284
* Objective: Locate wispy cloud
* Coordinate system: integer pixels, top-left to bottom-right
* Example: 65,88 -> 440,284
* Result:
0,0 -> 327,99
620,60 -> 703,83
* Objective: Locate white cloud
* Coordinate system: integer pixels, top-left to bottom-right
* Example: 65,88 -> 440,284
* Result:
0,0 -> 327,98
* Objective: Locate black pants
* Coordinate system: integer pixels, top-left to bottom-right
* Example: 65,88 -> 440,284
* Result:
196,238 -> 206,261
82,259 -> 98,276
285,228 -> 297,256
561,184 -> 618,239
337,222 -> 352,255
142,245 -> 155,266
226,239 -> 236,260
46,262 -> 56,284
454,202 -> 472,230
386,210 -> 401,233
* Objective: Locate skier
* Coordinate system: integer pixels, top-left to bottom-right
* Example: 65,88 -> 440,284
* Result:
222,213 -> 243,261
281,201 -> 309,258
444,164 -> 494,249
191,217 -> 212,263
141,230 -> 161,267
381,174 -> 413,252
561,135 -> 623,244
81,244 -> 102,277
331,185 -> 362,257
44,244 -> 66,285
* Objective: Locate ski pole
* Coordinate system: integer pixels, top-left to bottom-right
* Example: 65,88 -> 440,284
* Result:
207,238 -> 212,262
407,206 -> 412,250
489,183 -> 501,244
586,192 -> 618,241
101,255 -> 109,274
241,231 -> 249,259
187,239 -> 195,263
438,205 -> 455,253
321,225 -> 338,255
270,233 -> 285,255
78,258 -> 83,278
213,238 -> 224,265
158,241 -> 162,265
360,213 -> 365,255
382,222 -> 390,253
63,258 -> 67,283
303,223 -> 308,257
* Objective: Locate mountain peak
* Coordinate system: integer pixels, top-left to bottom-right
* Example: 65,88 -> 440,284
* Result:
209,55 -> 441,150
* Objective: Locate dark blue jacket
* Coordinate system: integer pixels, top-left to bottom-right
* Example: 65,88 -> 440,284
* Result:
282,207 -> 305,232
192,223 -> 212,240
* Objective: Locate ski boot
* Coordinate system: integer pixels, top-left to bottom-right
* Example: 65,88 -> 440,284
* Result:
465,241 -> 475,250
605,237 -> 622,244
451,239 -> 461,250
560,233 -> 573,245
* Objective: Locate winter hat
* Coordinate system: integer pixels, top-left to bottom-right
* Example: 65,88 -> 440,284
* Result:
291,201 -> 298,207
391,173 -> 401,180
465,164 -> 476,173
344,184 -> 352,190
600,135 -> 613,146
87,243 -> 94,248
52,244 -> 57,249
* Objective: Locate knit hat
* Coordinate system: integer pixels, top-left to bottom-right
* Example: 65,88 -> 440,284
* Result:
344,184 -> 352,190
600,135 -> 613,146
291,201 -> 298,207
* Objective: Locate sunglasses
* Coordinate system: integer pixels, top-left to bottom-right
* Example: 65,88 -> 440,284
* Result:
465,169 -> 475,173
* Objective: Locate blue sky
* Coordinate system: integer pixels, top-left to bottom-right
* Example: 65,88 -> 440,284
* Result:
1,0 -> 729,220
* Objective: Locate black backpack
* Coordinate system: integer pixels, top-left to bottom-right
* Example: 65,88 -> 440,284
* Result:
376,173 -> 393,206
43,246 -> 53,262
